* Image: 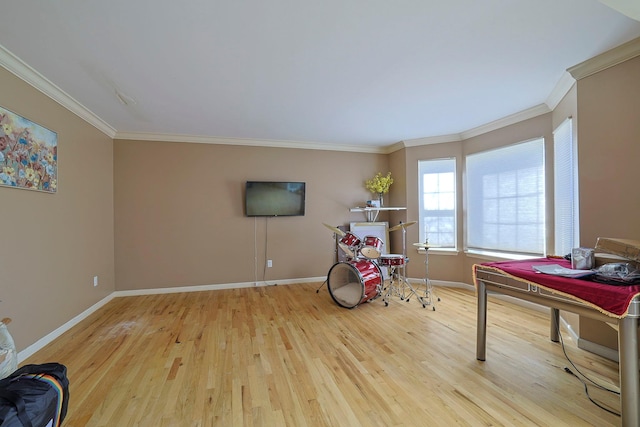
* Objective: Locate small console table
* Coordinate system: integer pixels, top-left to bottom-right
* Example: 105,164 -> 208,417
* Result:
474,258 -> 640,426
350,206 -> 406,222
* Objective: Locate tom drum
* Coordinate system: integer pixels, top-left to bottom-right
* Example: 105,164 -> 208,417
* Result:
327,260 -> 382,308
360,235 -> 384,259
338,232 -> 362,258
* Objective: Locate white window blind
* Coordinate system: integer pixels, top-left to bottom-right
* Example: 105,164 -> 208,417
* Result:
418,158 -> 456,248
553,118 -> 577,256
466,138 -> 545,255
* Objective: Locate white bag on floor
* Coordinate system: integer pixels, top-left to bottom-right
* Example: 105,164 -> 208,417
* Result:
0,318 -> 17,379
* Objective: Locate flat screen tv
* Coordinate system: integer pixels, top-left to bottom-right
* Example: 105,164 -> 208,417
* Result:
245,181 -> 306,217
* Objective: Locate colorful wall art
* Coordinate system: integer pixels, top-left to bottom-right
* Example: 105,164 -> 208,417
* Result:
0,106 -> 57,193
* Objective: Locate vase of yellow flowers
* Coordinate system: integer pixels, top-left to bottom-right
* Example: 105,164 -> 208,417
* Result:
365,172 -> 393,206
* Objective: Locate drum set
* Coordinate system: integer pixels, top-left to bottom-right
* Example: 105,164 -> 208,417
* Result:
320,222 -> 438,310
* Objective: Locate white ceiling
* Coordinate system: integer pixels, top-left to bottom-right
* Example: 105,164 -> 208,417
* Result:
1,1 -> 640,151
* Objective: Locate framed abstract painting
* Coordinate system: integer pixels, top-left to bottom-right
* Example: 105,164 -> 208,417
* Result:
0,106 -> 57,193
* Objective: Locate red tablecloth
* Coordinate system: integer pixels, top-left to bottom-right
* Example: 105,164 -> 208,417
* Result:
474,258 -> 640,318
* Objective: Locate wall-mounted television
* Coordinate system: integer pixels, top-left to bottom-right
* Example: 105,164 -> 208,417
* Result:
245,181 -> 306,217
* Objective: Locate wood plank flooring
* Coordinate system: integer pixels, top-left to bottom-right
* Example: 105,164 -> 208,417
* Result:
24,284 -> 622,426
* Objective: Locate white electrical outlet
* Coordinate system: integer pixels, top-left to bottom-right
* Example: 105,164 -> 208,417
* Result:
267,260 -> 273,268
93,276 -> 99,287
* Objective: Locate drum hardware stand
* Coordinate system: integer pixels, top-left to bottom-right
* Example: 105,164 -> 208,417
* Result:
383,221 -> 435,308
318,223 -> 346,293
396,222 -> 423,307
412,242 -> 441,310
382,263 -> 407,306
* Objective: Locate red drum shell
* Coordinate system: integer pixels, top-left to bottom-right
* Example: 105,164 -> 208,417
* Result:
338,232 -> 361,258
379,254 -> 406,266
327,260 -> 382,308
360,235 -> 384,259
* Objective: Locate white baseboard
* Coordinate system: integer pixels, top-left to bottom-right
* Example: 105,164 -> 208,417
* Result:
420,279 -> 550,314
408,278 -> 473,290
578,338 -> 619,362
18,293 -> 116,362
112,276 -> 326,297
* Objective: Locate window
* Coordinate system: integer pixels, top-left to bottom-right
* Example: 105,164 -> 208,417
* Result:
466,138 -> 545,256
418,158 -> 456,248
554,118 -> 578,256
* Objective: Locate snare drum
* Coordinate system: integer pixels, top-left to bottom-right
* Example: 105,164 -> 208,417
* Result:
378,254 -> 406,267
338,232 -> 361,258
360,235 -> 384,259
327,259 -> 383,308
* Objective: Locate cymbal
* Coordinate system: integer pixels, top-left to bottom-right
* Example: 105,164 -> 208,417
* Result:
413,243 -> 434,248
322,223 -> 345,237
389,221 -> 417,232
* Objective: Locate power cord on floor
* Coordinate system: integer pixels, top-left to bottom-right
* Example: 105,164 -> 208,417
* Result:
556,320 -> 620,417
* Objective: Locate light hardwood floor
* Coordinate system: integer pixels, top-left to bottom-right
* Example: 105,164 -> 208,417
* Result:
24,284 -> 622,426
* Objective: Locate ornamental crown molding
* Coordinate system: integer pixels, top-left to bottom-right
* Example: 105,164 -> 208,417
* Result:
114,132 -> 388,154
394,103 -> 552,151
460,104 -> 551,140
599,0 -> 640,22
401,134 -> 462,148
568,36 -> 640,80
0,44 -> 117,138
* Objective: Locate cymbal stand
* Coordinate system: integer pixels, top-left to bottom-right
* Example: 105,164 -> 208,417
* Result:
316,279 -> 329,293
396,223 -> 431,308
414,244 -> 439,310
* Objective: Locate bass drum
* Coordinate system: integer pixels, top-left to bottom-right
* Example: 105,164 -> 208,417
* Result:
327,260 -> 382,308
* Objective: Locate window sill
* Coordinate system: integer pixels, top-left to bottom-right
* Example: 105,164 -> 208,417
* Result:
415,247 -> 459,256
464,249 -> 543,262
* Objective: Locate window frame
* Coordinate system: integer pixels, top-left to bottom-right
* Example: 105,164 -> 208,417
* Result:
417,158 -> 457,250
465,137 -> 546,257
553,117 -> 578,256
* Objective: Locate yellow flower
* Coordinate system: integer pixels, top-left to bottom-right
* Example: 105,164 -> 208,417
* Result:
25,168 -> 40,186
2,166 -> 15,177
365,172 -> 393,195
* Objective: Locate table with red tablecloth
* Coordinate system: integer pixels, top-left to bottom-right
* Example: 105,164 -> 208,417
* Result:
475,257 -> 640,317
473,257 -> 640,426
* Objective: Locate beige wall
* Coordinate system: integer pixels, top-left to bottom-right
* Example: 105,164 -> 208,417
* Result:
0,67 -> 114,352
574,55 -> 640,350
577,55 -> 640,246
113,139 -> 389,290
387,148 -> 410,258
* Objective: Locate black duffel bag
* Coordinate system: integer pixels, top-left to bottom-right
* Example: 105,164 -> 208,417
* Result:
0,363 -> 69,427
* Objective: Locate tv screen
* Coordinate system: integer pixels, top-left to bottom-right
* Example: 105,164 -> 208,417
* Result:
245,181 -> 306,217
